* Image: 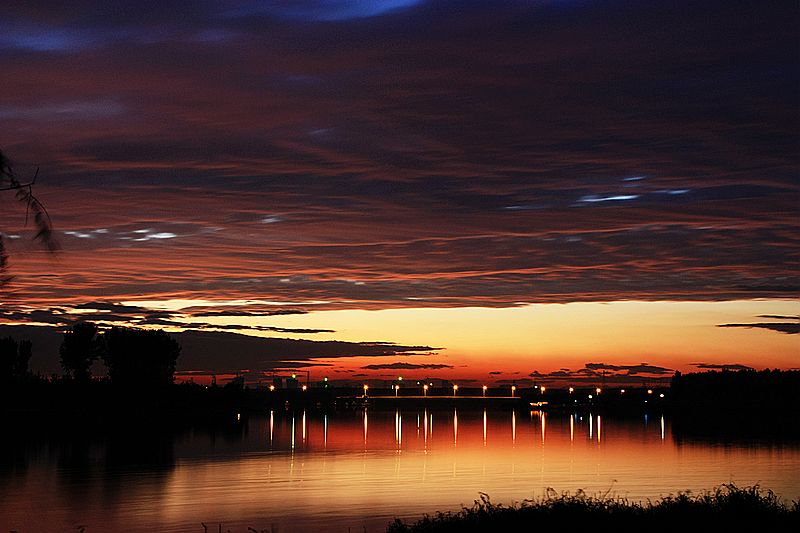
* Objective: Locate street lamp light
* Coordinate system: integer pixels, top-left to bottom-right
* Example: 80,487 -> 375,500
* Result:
395,384 -> 400,397
302,385 -> 307,391
482,385 -> 488,397
596,387 -> 601,395
568,387 -> 574,394
363,384 -> 369,397
423,384 -> 429,397
540,386 -> 546,394
269,384 -> 275,392
511,385 -> 516,397
453,384 -> 458,397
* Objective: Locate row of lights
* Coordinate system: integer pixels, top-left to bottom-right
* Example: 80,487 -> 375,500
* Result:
265,382 -> 665,398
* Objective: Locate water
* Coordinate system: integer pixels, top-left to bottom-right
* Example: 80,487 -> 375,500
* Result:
2,409 -> 798,532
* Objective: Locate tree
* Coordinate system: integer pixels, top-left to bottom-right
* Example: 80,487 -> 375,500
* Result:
60,322 -> 101,382
102,327 -> 181,389
0,336 -> 33,382
1,149 -> 58,284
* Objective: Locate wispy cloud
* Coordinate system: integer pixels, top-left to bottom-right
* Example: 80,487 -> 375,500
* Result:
717,322 -> 800,334
361,362 -> 452,370
691,363 -> 755,371
0,0 -> 796,310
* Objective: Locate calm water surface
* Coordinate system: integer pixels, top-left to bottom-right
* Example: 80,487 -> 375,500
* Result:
2,409 -> 798,532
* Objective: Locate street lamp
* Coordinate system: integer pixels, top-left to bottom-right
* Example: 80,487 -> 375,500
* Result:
395,384 -> 400,397
482,385 -> 488,397
540,386 -> 546,394
511,385 -> 516,397
647,389 -> 653,395
423,384 -> 429,397
596,387 -> 601,395
568,387 -> 574,394
302,385 -> 307,391
363,384 -> 369,397
453,384 -> 458,397
269,384 -> 275,392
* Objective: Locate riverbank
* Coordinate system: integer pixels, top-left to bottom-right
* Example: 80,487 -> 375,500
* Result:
386,484 -> 799,532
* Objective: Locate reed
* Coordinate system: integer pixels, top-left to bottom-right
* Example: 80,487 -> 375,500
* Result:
387,484 -> 799,532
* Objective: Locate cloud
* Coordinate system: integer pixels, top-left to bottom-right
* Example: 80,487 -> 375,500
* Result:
0,324 -> 436,375
71,301 -> 151,313
188,309 -> 307,317
360,362 -> 453,370
584,362 -> 673,375
529,362 -> 674,385
691,363 -> 755,371
717,323 -> 800,335
0,303 -> 332,334
0,0 -> 797,309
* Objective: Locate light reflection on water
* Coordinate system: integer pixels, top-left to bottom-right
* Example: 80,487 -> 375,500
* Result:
1,409 -> 799,533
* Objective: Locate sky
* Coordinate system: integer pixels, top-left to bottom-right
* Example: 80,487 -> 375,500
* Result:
0,0 -> 798,385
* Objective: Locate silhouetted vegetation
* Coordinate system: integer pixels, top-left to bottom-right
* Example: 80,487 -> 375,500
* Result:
387,485 -> 800,533
669,369 -> 800,441
59,322 -> 102,382
670,368 -> 800,411
0,336 -> 32,382
102,327 -> 180,389
0,148 -> 58,285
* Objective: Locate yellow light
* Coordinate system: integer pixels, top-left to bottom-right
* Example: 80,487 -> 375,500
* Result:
398,376 -> 403,381
301,385 -> 307,391
453,384 -> 458,396
596,387 -> 601,394
540,386 -> 546,393
363,384 -> 369,390
269,385 -> 275,391
482,385 -> 488,391
568,387 -> 574,393
620,389 -> 625,393
423,384 -> 429,390
647,389 -> 653,394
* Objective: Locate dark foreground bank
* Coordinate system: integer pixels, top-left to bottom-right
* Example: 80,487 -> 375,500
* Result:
386,485 -> 799,533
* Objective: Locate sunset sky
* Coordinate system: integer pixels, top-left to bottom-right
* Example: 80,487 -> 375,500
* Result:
0,1 -> 797,384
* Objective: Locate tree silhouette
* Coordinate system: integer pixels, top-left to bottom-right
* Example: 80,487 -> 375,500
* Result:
102,327 -> 181,389
1,148 -> 58,284
60,322 -> 101,382
0,336 -> 32,382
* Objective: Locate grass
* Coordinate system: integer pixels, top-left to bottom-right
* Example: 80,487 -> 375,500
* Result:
387,484 -> 799,532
